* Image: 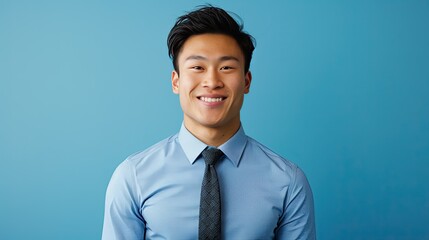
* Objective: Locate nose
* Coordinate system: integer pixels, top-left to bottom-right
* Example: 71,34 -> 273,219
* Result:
202,68 -> 223,89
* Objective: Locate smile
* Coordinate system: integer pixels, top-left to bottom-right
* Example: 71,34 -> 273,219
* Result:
198,97 -> 226,102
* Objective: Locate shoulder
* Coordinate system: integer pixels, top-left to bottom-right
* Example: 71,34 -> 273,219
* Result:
106,134 -> 179,198
108,133 -> 179,193
245,136 -> 298,172
244,136 -> 313,205
124,133 -> 178,165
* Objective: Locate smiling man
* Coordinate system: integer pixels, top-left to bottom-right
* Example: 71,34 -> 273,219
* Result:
102,6 -> 316,240
172,33 -> 250,147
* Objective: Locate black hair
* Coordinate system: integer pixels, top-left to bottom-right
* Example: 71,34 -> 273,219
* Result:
167,5 -> 255,74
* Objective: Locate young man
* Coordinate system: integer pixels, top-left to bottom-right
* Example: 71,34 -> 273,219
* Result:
102,6 -> 316,240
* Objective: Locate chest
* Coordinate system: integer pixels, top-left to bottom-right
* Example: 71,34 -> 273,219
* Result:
138,162 -> 285,239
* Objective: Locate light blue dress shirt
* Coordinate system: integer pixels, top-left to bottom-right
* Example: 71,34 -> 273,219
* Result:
102,124 -> 316,239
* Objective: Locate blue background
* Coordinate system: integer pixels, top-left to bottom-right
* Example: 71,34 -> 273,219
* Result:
1,1 -> 428,239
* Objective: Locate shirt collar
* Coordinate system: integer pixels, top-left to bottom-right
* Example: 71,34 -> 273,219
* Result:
178,123 -> 248,167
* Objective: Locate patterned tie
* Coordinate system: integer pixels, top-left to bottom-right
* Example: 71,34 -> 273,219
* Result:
198,148 -> 224,240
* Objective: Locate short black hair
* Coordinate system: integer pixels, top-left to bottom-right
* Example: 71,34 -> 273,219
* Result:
167,5 -> 255,74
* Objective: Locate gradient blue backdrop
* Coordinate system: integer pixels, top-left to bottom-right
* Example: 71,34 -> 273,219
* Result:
1,1 -> 428,239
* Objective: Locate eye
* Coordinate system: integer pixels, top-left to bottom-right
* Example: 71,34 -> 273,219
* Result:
190,66 -> 204,71
220,66 -> 234,70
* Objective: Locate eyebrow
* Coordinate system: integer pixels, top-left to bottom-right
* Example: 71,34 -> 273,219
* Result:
185,55 -> 240,62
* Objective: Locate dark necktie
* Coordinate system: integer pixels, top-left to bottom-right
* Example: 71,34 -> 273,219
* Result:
198,148 -> 224,240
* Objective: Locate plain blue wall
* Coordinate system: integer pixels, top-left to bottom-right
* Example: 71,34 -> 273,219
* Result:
1,1 -> 428,239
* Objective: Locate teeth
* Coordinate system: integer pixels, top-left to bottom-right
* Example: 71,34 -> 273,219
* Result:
200,97 -> 224,102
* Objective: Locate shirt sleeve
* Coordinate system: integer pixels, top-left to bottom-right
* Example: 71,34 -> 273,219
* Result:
275,167 -> 316,240
102,160 -> 145,240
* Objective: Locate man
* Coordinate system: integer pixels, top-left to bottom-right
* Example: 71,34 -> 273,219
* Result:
102,5 -> 316,240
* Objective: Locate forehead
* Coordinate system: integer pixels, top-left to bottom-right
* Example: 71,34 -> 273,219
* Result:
178,33 -> 244,62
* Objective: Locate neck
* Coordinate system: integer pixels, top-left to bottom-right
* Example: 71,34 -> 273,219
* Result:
184,119 -> 241,147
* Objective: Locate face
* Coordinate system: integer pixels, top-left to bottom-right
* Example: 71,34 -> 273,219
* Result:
172,33 -> 251,133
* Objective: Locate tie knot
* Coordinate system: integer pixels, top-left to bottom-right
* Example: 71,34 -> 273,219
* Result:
202,148 -> 224,166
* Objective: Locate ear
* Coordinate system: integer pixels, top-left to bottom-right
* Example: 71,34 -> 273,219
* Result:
244,71 -> 252,94
172,70 -> 179,94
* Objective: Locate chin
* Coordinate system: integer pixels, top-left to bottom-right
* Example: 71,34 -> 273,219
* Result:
200,121 -> 224,129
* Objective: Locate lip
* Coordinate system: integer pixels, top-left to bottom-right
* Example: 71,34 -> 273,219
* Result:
197,94 -> 227,106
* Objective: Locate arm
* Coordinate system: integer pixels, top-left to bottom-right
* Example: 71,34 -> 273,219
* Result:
275,167 -> 316,239
102,160 -> 145,240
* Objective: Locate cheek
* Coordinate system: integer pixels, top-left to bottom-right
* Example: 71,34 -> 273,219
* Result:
230,81 -> 246,94
178,81 -> 196,102
178,74 -> 197,89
